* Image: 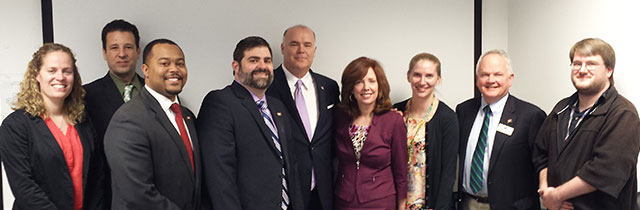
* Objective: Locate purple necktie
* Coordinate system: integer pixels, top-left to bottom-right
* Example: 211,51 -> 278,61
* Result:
294,80 -> 315,190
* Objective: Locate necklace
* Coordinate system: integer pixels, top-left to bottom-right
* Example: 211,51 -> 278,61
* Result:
405,96 -> 435,163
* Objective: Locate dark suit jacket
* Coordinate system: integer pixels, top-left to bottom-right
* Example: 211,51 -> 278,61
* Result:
333,109 -> 408,205
84,72 -> 144,142
197,81 -> 301,210
266,66 -> 340,210
395,100 -> 459,210
84,72 -> 143,209
104,88 -> 202,210
456,95 -> 545,210
0,109 -> 105,210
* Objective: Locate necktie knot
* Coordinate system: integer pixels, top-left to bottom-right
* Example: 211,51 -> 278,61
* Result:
483,105 -> 492,116
257,100 -> 267,111
170,103 -> 181,114
295,80 -> 304,89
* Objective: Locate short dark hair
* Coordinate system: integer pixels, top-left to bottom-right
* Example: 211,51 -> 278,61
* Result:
101,19 -> 140,50
142,38 -> 181,64
233,36 -> 272,63
339,57 -> 392,118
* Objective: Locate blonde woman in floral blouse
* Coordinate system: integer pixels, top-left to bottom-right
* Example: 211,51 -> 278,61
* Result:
394,53 -> 459,210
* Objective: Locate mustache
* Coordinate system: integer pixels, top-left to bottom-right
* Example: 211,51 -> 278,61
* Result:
251,68 -> 270,74
164,73 -> 183,79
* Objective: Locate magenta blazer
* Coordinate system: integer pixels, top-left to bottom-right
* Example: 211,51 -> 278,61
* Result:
333,109 -> 408,204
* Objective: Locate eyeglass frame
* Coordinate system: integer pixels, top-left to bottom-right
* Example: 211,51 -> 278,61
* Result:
570,62 -> 603,72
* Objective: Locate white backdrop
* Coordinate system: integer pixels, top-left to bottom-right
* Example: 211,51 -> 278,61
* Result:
52,0 -> 475,113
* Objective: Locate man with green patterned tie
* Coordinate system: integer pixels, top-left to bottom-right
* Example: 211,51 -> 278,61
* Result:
83,19 -> 145,209
456,50 -> 546,210
85,19 -> 145,142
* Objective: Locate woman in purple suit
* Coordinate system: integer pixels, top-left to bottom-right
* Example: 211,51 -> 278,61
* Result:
334,57 -> 408,210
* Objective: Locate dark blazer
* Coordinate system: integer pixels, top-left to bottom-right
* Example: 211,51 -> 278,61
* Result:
104,88 -> 202,210
394,99 -> 459,210
0,109 -> 105,210
456,95 -> 545,210
197,81 -> 301,210
266,65 -> 340,210
83,72 -> 143,210
84,72 -> 144,142
333,109 -> 408,206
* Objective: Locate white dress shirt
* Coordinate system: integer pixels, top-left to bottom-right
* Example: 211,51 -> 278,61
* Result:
145,85 -> 193,146
463,93 -> 509,195
282,65 -> 318,139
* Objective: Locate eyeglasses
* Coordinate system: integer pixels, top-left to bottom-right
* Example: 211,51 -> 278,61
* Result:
570,62 -> 602,71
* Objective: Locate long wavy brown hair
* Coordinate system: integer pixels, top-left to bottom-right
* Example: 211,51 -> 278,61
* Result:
13,43 -> 85,123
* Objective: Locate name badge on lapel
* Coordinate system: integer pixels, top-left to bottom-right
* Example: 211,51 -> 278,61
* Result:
497,123 -> 514,136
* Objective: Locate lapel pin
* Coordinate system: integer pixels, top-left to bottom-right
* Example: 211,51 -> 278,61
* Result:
320,86 -> 325,90
276,112 -> 282,117
507,118 -> 512,124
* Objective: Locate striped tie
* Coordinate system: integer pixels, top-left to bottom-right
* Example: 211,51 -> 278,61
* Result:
470,105 -> 492,194
257,101 -> 290,210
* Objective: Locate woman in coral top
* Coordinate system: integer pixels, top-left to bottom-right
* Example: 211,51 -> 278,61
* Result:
334,57 -> 408,210
0,43 -> 105,210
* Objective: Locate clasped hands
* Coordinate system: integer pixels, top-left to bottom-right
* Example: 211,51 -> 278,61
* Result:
538,187 -> 573,210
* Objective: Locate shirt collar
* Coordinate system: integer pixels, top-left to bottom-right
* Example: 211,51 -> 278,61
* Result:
109,71 -> 143,95
235,79 -> 267,104
144,85 -> 179,110
282,64 -> 312,90
480,93 -> 509,114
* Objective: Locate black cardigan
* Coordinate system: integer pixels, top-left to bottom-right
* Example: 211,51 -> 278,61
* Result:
394,99 -> 459,210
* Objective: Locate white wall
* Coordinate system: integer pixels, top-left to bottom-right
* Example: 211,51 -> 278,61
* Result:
0,0 -> 42,208
52,0 -> 475,112
485,0 -> 640,113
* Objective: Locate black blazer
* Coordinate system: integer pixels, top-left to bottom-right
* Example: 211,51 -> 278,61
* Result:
456,95 -> 545,210
84,72 -> 144,142
85,72 -> 143,210
0,109 -> 105,210
104,88 -> 202,210
266,65 -> 340,210
197,81 -> 302,210
394,99 -> 459,210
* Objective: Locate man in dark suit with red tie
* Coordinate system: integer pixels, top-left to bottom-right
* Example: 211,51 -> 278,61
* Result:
267,25 -> 339,210
198,36 -> 301,210
104,39 -> 203,210
456,50 -> 545,210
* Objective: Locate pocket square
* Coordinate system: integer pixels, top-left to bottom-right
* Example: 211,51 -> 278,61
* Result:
327,104 -> 334,109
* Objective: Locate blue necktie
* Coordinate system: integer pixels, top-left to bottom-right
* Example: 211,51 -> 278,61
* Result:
470,105 -> 492,194
257,101 -> 289,210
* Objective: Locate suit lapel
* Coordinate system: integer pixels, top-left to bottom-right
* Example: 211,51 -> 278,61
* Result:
488,96 -> 517,175
270,101 -> 292,167
75,121 -> 93,191
100,73 -> 126,109
273,67 -> 310,143
140,88 -> 195,178
459,98 -> 481,172
233,82 -> 283,158
311,71 -> 330,143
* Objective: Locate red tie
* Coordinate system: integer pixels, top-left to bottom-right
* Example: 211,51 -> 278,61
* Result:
170,103 -> 194,170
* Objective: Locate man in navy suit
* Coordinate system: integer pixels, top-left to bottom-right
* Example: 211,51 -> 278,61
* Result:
83,19 -> 145,209
456,50 -> 546,210
267,25 -> 339,210
198,36 -> 301,210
